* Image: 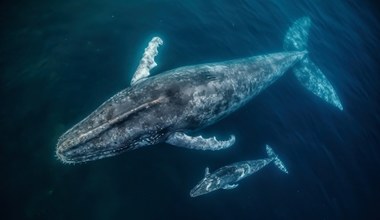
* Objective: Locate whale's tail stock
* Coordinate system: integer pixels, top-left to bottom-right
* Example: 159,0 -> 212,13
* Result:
284,17 -> 343,110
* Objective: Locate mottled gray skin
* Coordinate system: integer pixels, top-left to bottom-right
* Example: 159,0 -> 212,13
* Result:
57,51 -> 306,163
190,145 -> 287,197
190,158 -> 272,197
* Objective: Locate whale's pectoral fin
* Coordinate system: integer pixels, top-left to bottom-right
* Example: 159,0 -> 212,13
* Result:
222,184 -> 239,190
166,132 -> 235,151
131,37 -> 163,85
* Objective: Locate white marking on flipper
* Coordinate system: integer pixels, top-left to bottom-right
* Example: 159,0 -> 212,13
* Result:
131,37 -> 163,85
166,132 -> 235,151
222,184 -> 239,190
205,167 -> 210,176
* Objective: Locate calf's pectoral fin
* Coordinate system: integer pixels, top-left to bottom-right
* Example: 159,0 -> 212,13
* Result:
166,132 -> 235,151
222,184 -> 239,190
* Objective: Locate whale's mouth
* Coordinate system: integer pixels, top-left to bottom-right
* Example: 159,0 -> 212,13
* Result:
56,95 -> 168,164
190,181 -> 210,197
190,187 -> 203,197
56,143 -> 131,164
190,185 -> 210,197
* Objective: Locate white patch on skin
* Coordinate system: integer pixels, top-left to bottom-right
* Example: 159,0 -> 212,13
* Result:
206,182 -> 212,191
236,167 -> 247,180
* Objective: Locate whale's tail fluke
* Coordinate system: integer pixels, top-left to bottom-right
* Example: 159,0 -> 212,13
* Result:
266,145 -> 288,174
284,17 -> 343,110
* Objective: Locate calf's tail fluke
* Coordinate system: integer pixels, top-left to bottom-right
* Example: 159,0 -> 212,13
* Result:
266,145 -> 288,174
284,17 -> 343,110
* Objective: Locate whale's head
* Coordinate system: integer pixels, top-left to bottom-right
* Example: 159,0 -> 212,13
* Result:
56,88 -> 169,164
190,174 -> 221,197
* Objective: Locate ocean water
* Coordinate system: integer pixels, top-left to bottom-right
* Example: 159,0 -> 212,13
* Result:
1,0 -> 379,219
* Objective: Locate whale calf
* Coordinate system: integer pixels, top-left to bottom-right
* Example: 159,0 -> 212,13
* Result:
56,17 -> 342,164
190,145 -> 288,197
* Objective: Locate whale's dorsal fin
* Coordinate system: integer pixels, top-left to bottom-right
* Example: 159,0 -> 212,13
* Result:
205,167 -> 210,176
131,37 -> 163,85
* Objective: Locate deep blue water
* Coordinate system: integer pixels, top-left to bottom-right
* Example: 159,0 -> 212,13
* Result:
1,0 -> 379,219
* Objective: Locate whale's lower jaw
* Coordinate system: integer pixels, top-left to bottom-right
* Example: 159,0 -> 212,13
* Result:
56,144 -> 133,164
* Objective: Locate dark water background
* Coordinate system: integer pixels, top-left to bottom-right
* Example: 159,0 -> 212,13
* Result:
1,0 -> 379,219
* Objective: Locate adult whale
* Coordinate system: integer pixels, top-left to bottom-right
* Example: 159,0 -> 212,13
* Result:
56,17 -> 342,164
